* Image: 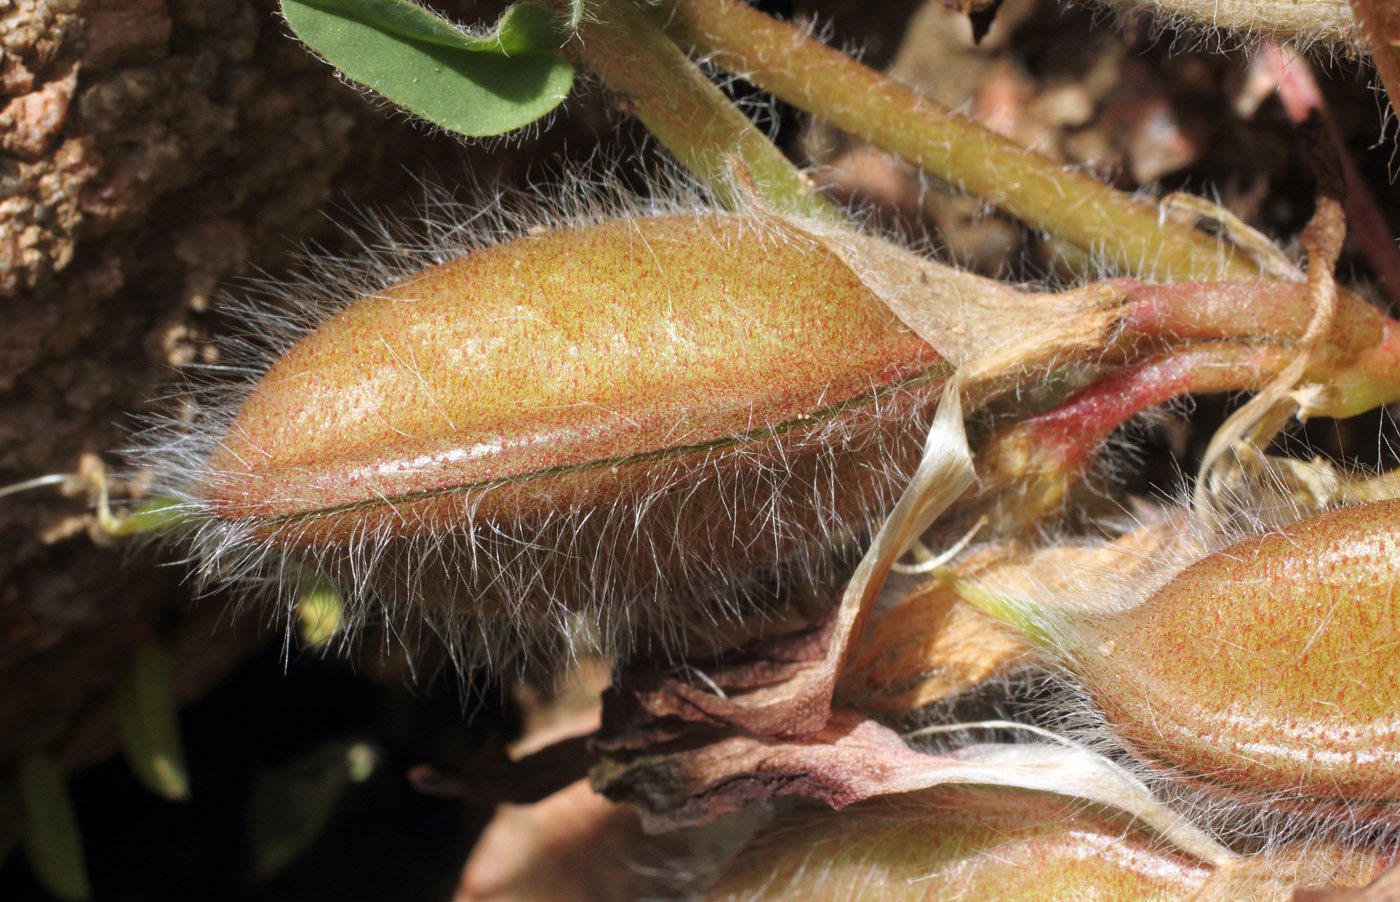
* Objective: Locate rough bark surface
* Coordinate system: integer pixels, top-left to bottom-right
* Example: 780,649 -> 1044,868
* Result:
0,0 -> 570,774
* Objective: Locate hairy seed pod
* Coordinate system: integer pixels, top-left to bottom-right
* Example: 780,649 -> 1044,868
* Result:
706,786 -> 1214,901
1082,500 -> 1400,819
169,211 -> 946,671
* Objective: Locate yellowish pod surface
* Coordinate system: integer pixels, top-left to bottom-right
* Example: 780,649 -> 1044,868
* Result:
707,786 -> 1211,901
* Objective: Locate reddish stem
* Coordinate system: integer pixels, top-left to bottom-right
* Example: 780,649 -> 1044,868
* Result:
1115,279 -> 1400,417
998,343 -> 1282,480
978,277 -> 1400,523
977,341 -> 1284,525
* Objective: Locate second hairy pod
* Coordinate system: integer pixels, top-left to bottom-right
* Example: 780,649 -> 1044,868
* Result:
1085,500 -> 1400,819
956,499 -> 1400,825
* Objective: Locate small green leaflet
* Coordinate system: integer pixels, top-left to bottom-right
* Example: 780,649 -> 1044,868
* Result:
16,756 -> 91,901
247,741 -> 378,880
116,644 -> 191,802
281,0 -> 574,137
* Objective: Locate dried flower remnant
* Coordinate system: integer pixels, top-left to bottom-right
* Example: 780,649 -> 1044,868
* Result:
592,709 -> 1229,863
836,552 -> 1033,714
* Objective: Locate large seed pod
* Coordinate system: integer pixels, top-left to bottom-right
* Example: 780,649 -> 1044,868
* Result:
161,212 -> 947,670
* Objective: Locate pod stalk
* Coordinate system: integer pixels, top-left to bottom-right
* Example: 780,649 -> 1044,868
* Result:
932,567 -> 1056,651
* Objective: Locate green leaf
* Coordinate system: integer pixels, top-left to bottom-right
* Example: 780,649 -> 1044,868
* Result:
116,644 -> 191,802
281,0 -> 574,137
485,2 -> 567,54
15,756 -> 90,901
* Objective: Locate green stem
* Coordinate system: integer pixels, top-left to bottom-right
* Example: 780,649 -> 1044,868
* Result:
101,497 -> 187,536
659,0 -> 1260,280
567,0 -> 839,221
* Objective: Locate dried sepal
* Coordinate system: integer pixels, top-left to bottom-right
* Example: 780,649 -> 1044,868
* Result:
837,553 -> 1032,714
592,709 -> 1233,865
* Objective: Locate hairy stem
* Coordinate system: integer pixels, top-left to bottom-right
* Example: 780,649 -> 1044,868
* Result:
567,0 -> 838,220
659,0 -> 1260,280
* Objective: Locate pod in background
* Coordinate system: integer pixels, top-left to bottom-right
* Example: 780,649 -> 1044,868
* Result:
706,785 -> 1214,901
154,211 -> 948,673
